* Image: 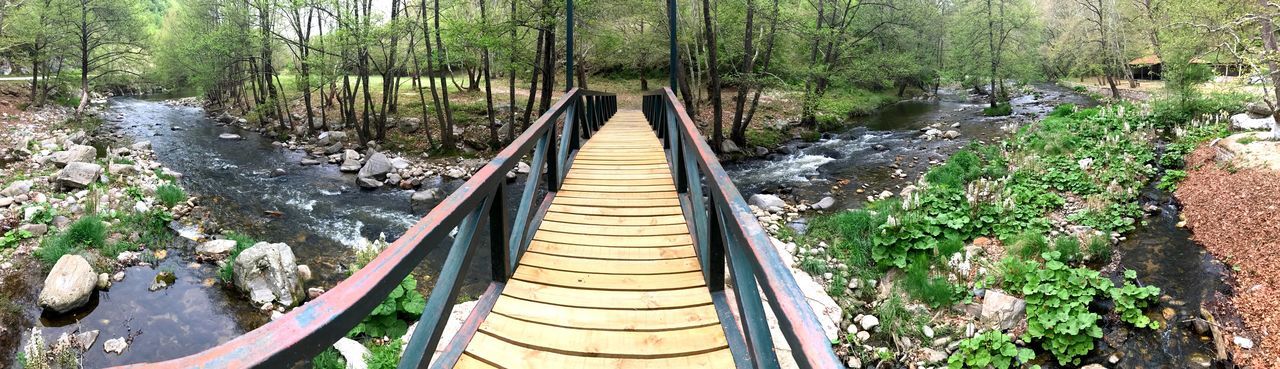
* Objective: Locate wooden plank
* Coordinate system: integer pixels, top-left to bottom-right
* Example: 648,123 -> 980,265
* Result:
533,230 -> 693,248
537,220 -> 689,236
566,168 -> 672,175
570,164 -> 672,171
551,196 -> 680,208
542,212 -> 687,226
501,279 -> 713,309
562,178 -> 674,186
476,314 -> 729,357
547,204 -> 683,216
556,190 -> 677,199
512,265 -> 706,290
489,298 -> 719,331
453,354 -> 500,369
559,184 -> 675,193
518,252 -> 700,274
564,172 -> 673,180
526,241 -> 697,260
464,333 -> 736,369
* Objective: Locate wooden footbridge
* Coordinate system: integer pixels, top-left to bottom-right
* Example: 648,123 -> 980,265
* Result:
118,1 -> 840,368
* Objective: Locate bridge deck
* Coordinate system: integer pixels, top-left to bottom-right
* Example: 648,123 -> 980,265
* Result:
454,111 -> 735,368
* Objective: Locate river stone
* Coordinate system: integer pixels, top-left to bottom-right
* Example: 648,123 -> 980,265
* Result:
232,242 -> 304,307
515,161 -> 531,174
811,196 -> 835,210
57,162 -> 103,189
1234,336 -> 1255,349
1,180 -> 32,197
103,337 -> 127,354
0,197 -> 12,208
358,152 -> 392,179
721,140 -> 741,153
1247,102 -> 1273,117
411,188 -> 444,211
218,133 -> 242,140
390,157 -> 411,170
197,239 -> 237,259
130,141 -> 151,151
50,145 -> 97,167
38,254 -> 98,313
358,176 -> 383,189
1231,113 -> 1274,131
300,158 -> 321,166
749,193 -> 787,209
942,130 -> 961,139
333,337 -> 370,369
859,315 -> 880,331
339,150 -> 362,172
317,131 -> 347,146
980,289 -> 1026,330
920,348 -> 947,363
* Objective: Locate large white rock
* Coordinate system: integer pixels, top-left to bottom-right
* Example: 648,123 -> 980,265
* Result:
811,196 -> 836,210
358,151 -> 392,180
49,145 -> 97,167
196,239 -> 238,259
749,194 -> 787,209
340,150 -> 363,172
0,180 -> 32,197
980,289 -> 1026,330
38,255 -> 98,313
1231,113 -> 1276,131
232,242 -> 303,307
333,337 -> 370,369
57,162 -> 103,189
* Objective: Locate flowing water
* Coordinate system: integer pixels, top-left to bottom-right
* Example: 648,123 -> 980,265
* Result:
19,97 -> 501,367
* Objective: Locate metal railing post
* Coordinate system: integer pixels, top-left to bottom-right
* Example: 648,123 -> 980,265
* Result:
488,182 -> 509,282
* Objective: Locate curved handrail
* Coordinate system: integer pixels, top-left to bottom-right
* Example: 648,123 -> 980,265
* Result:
643,87 -> 842,369
115,88 -> 616,368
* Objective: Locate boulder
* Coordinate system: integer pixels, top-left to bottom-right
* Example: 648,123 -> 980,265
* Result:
103,337 -> 127,354
390,157 -> 411,170
721,140 -> 741,153
400,118 -> 421,133
358,152 -> 392,179
232,242 -> 304,307
57,162 -> 103,189
339,149 -> 363,172
411,188 -> 444,211
324,142 -> 344,155
19,223 -> 48,236
197,239 -> 237,259
38,255 -> 98,313
358,177 -> 383,189
50,145 -> 97,167
811,196 -> 836,210
942,130 -> 961,139
1231,113 -> 1275,131
1247,102 -> 1273,117
333,337 -> 370,369
515,161 -> 532,174
1,180 -> 32,197
749,193 -> 787,209
317,131 -> 347,146
980,290 -> 1026,330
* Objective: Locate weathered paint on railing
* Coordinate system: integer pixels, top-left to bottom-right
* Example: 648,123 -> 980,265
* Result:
113,88 -> 615,369
644,88 -> 843,369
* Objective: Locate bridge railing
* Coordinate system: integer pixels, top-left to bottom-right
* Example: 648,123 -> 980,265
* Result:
115,88 -> 616,369
643,88 -> 841,369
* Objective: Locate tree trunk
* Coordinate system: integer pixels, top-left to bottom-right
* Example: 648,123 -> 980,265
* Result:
729,0 -> 756,147
522,28 -> 544,130
700,0 -> 723,152
1258,0 -> 1280,140
434,0 -> 456,149
507,0 -> 517,143
481,0 -> 499,149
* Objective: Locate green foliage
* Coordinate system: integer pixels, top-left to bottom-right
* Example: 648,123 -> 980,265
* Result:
109,208 -> 174,247
997,256 -> 1039,292
0,229 -> 34,249
154,168 -> 176,182
1086,235 -> 1112,263
312,348 -> 347,369
1049,104 -> 1077,117
366,340 -> 403,369
1011,232 -> 1048,259
25,204 -> 56,225
218,232 -> 258,283
815,88 -> 899,119
1018,251 -> 1110,366
745,128 -> 787,149
805,209 -> 886,296
947,330 -> 1035,369
1157,170 -> 1187,192
798,257 -> 828,275
1111,270 -> 1162,329
36,215 -> 107,267
1053,237 -> 1082,264
348,276 -> 426,339
902,262 -> 963,308
874,295 -> 922,342
155,183 -> 187,207
125,186 -> 145,201
983,103 -> 1013,117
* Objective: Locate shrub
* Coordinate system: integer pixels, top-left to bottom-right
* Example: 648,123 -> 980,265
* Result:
745,128 -> 787,149
1111,269 -> 1162,329
1019,251 -> 1110,366
348,276 -> 426,339
156,184 -> 187,207
983,103 -> 1013,117
947,330 -> 1035,369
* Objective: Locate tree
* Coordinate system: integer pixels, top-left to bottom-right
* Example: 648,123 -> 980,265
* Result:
700,0 -> 722,152
60,0 -> 149,115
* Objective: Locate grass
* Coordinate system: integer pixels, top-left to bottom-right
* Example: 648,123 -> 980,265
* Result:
218,232 -> 258,282
156,183 -> 187,207
874,294 -> 924,345
109,209 -> 173,247
312,348 -> 346,369
1010,232 -> 1049,259
745,128 -> 788,149
1053,236 -> 1082,264
366,340 -> 403,369
901,262 -> 962,308
35,215 -> 107,267
816,88 -> 899,119
1086,235 -> 1112,263
982,103 -> 1013,117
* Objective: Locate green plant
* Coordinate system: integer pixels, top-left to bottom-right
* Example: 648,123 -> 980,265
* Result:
1011,232 -> 1048,259
366,340 -> 403,369
156,184 -> 187,207
348,276 -> 426,339
947,330 -> 1036,369
125,186 -> 145,201
36,215 -> 107,266
902,262 -> 962,308
983,103 -> 1013,117
1019,251 -> 1110,366
1111,269 -> 1162,329
998,257 -> 1039,292
745,128 -> 787,149
218,232 -> 258,282
0,229 -> 34,249
1157,170 -> 1187,192
874,295 -> 923,343
154,168 -> 177,182
1049,104 -> 1077,117
25,204 -> 56,225
799,257 -> 828,275
100,240 -> 137,259
312,348 -> 347,369
1053,237 -> 1082,264
1086,235 -> 1112,263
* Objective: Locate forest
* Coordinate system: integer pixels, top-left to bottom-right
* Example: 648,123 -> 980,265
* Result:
3,0 -> 1280,368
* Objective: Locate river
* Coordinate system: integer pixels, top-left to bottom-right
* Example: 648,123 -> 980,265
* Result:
20,86 -> 1229,367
